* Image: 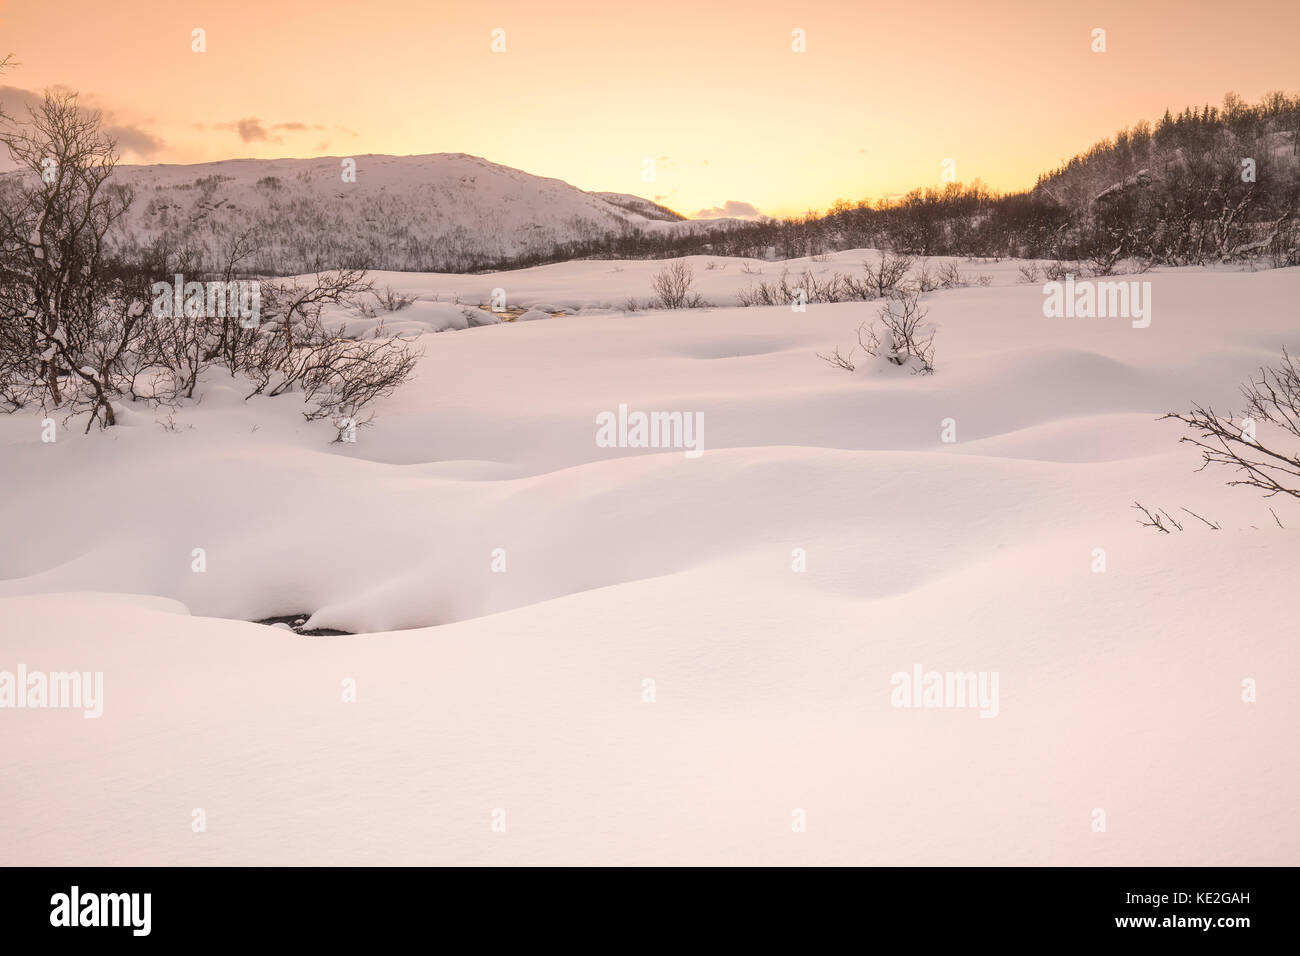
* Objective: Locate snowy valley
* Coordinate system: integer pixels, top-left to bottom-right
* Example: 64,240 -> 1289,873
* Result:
2,251 -> 1296,865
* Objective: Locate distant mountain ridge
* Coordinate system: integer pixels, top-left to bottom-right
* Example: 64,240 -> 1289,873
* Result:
104,153 -> 734,274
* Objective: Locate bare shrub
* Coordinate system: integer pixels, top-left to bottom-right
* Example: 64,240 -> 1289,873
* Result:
916,260 -> 940,293
244,271 -> 419,422
802,270 -> 850,304
818,287 -> 935,375
1043,260 -> 1079,281
936,261 -> 967,289
255,270 -> 373,353
738,268 -> 853,307
651,259 -> 707,309
376,285 -> 416,312
257,326 -> 418,424
1086,244 -> 1123,276
1017,262 -> 1042,284
1267,221 -> 1300,268
1163,348 -> 1300,500
860,251 -> 913,298
818,343 -> 858,371
877,287 -> 935,372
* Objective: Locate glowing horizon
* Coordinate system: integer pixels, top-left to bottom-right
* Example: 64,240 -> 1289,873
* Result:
1,0 -> 1297,218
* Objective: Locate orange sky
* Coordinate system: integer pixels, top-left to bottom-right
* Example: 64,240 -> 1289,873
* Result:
1,0 -> 1297,217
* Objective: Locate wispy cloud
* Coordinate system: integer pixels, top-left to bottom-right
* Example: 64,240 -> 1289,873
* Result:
205,117 -> 334,144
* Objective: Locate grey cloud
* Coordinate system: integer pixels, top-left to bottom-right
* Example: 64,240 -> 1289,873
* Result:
105,124 -> 165,158
228,117 -> 277,143
0,86 -> 165,160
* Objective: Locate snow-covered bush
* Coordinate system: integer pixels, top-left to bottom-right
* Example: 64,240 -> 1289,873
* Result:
376,286 -> 416,312
818,287 -> 935,375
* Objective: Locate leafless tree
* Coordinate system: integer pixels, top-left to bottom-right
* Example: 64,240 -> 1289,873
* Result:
0,88 -> 133,426
211,228 -> 262,369
0,53 -> 14,119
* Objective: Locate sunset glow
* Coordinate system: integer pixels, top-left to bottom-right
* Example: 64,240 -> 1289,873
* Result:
2,0 -> 1297,216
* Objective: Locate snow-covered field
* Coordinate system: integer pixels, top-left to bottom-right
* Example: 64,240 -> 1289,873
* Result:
1,252 -> 1296,865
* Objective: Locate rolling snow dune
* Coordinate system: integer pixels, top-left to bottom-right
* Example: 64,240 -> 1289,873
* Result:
0,255 -> 1296,865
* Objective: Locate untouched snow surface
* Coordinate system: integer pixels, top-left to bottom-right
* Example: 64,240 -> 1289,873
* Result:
1,253 -> 1297,865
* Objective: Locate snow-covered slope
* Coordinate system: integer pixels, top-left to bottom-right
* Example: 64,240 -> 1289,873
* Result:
108,153 -> 729,273
590,191 -> 686,221
1,254 -> 1296,865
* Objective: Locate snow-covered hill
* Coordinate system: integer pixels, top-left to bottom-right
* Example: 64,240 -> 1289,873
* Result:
106,153 -> 733,274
